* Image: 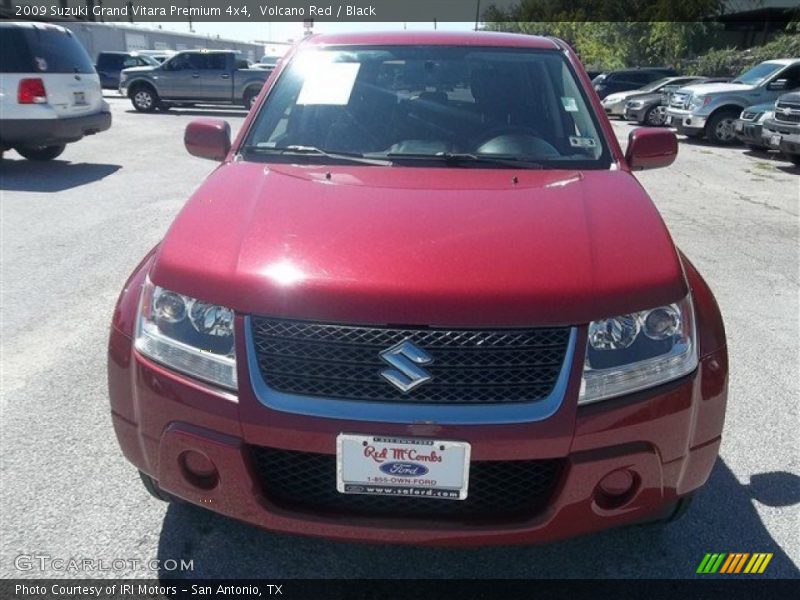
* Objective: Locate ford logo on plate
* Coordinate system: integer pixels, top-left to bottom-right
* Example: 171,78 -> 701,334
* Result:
379,462 -> 429,477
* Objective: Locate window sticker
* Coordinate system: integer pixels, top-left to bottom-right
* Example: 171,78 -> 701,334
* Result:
297,62 -> 361,106
569,136 -> 597,148
561,96 -> 579,112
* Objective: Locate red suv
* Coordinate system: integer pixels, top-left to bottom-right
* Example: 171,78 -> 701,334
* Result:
108,32 -> 727,546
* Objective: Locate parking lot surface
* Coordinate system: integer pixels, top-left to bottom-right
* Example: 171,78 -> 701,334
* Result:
1,96 -> 798,579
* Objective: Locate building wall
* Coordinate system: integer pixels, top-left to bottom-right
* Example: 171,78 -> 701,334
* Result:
60,22 -> 264,63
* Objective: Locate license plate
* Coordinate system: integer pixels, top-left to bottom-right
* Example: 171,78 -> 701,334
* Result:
665,115 -> 673,125
735,122 -> 743,133
336,434 -> 471,500
73,91 -> 87,106
770,134 -> 782,147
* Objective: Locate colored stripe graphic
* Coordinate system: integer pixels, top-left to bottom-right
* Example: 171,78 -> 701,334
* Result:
700,553 -> 774,574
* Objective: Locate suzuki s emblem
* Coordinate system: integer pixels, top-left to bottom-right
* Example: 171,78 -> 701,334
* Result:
379,340 -> 433,393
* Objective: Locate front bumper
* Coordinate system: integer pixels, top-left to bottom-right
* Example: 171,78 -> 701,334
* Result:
666,109 -> 707,134
762,119 -> 800,156
109,323 -> 727,546
734,119 -> 766,147
602,100 -> 626,116
624,105 -> 648,122
0,109 -> 112,146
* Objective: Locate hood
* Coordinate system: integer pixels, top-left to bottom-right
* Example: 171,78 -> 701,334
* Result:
744,102 -> 776,113
603,90 -> 639,103
678,82 -> 752,96
151,164 -> 687,327
778,91 -> 800,103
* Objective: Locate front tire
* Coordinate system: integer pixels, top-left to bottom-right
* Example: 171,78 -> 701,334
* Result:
131,86 -> 159,112
15,144 -> 66,161
644,105 -> 666,127
706,109 -> 741,145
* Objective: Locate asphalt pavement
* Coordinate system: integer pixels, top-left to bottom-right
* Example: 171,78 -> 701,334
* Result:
1,96 -> 798,579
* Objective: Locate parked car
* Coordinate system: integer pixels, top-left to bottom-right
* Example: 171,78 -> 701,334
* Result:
624,78 -> 731,126
666,59 -> 800,144
96,51 -> 159,90
108,32 -> 727,546
733,102 -> 775,150
0,21 -> 111,161
592,67 -> 678,99
602,76 -> 705,118
119,49 -> 270,111
762,92 -> 800,164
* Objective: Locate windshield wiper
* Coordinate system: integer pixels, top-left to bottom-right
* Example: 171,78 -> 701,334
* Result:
240,144 -> 392,166
377,152 -> 544,169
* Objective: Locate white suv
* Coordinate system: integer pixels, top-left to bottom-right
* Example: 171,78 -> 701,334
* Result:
0,22 -> 111,161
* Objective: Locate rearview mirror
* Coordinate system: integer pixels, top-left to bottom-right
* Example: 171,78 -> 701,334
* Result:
625,128 -> 677,171
184,119 -> 231,161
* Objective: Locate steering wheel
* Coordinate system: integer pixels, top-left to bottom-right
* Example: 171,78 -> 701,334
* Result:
471,126 -> 542,153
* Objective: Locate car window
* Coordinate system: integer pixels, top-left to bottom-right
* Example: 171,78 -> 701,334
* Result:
732,62 -> 784,85
0,27 -> 94,74
774,65 -> 800,90
23,27 -> 94,74
244,45 -> 611,168
123,57 -> 140,68
206,54 -> 227,70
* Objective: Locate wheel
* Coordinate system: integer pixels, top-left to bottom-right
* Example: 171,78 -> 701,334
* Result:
130,85 -> 159,112
644,105 -> 666,127
15,144 -> 66,161
706,109 -> 741,145
138,471 -> 179,503
243,88 -> 259,110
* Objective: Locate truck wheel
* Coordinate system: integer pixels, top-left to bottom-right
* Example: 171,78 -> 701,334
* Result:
138,471 -> 180,503
15,144 -> 66,161
707,109 -> 741,145
243,88 -> 259,110
644,105 -> 666,127
131,85 -> 159,113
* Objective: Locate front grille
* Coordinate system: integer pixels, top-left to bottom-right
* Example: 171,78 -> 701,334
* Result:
249,446 -> 563,521
670,92 -> 690,109
250,317 -> 571,404
774,102 -> 800,124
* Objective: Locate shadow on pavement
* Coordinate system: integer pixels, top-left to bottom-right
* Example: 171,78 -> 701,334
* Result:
156,459 -> 799,579
0,159 -> 121,192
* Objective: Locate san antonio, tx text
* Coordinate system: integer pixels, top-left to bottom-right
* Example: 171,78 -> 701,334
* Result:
16,584 -> 282,596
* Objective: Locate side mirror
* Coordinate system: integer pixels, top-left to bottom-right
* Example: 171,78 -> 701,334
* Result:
625,127 -> 677,171
184,119 -> 231,161
767,79 -> 787,91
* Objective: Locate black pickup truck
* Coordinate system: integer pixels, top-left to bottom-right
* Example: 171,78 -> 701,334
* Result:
119,50 -> 273,112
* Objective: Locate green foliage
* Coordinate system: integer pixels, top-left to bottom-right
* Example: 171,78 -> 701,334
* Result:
688,33 -> 800,76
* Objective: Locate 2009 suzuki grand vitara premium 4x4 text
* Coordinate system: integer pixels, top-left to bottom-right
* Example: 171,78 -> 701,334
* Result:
108,32 -> 727,546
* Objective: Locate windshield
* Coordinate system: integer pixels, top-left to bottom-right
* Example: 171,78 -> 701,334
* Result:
640,77 -> 671,92
733,62 -> 782,86
243,45 -> 610,168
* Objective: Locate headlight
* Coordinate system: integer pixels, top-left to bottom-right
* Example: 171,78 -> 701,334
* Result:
758,111 -> 773,123
689,95 -> 711,109
135,278 -> 237,391
579,295 -> 697,405
627,100 -> 644,108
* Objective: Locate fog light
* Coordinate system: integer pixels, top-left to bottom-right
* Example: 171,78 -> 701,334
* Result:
595,469 -> 638,509
179,450 -> 218,490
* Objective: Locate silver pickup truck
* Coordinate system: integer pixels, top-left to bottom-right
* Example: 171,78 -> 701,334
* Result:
119,50 -> 272,112
665,58 -> 800,144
